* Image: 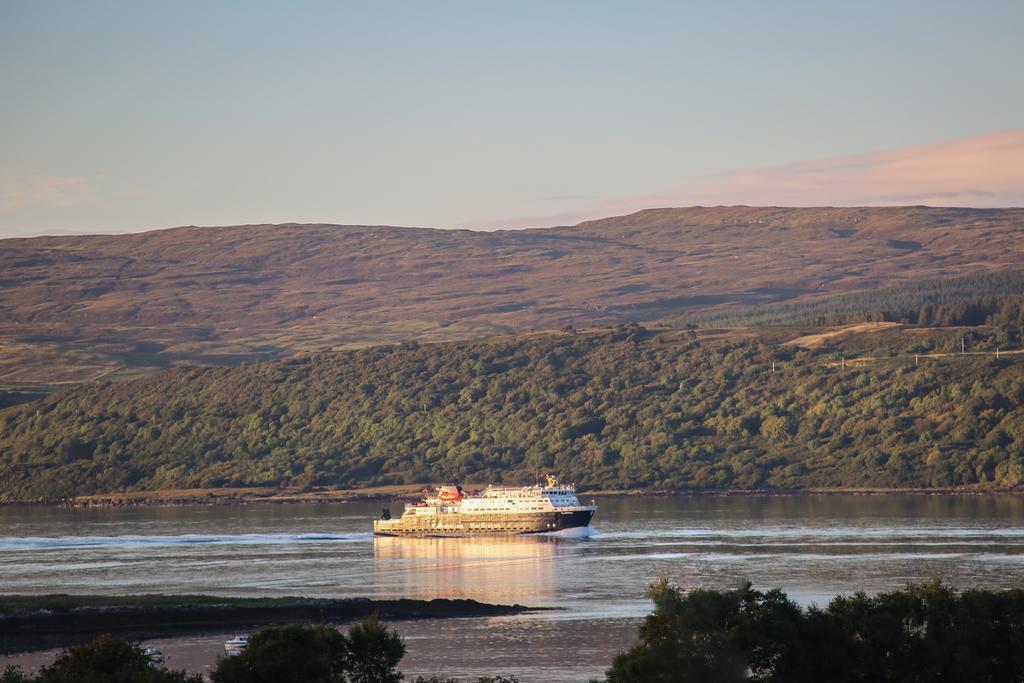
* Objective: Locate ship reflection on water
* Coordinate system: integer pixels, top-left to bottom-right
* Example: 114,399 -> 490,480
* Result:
372,535 -> 564,605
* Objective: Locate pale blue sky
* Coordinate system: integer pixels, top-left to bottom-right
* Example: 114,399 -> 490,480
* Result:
1,1 -> 1022,236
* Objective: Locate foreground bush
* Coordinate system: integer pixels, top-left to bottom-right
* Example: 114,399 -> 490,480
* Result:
0,624 -> 520,683
607,580 -> 1024,682
210,618 -> 404,683
0,635 -> 201,683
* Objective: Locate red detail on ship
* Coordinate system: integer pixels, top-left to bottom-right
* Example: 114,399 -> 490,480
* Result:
437,485 -> 464,502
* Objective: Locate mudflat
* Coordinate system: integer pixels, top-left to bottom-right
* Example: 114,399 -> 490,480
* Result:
0,595 -> 536,654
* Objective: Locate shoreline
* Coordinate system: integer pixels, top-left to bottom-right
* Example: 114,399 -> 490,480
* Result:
0,595 -> 538,655
1,484 -> 1021,509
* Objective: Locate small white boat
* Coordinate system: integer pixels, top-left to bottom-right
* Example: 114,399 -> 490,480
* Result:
224,635 -> 249,655
142,647 -> 164,665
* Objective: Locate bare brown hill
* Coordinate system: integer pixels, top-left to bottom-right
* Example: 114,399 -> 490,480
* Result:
1,206 -> 1022,384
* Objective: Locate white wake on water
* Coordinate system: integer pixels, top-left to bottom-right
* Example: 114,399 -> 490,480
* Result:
0,532 -> 375,551
540,526 -> 600,539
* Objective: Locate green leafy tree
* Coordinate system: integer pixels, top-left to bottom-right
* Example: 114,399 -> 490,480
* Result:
413,677 -> 520,683
210,618 -> 404,683
0,667 -> 29,683
210,624 -> 347,683
607,579 -> 748,682
604,580 -> 1024,682
23,635 -> 201,683
344,616 -> 406,683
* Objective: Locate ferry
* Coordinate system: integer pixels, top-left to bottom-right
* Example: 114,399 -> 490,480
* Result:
373,475 -> 596,537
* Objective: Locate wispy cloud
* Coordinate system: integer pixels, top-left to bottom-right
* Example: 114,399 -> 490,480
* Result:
474,129 -> 1024,229
0,172 -> 93,212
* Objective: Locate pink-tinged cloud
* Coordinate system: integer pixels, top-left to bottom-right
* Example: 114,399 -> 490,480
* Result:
0,172 -> 92,212
477,129 -> 1024,229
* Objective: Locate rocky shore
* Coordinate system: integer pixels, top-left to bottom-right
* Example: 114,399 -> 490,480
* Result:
1,483 -> 1016,509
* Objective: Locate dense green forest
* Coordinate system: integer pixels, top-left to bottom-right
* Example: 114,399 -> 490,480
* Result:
2,324 -> 1024,501
676,268 -> 1024,329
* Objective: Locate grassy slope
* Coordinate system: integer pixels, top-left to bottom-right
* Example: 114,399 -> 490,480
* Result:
2,325 -> 1023,501
2,206 -> 1023,384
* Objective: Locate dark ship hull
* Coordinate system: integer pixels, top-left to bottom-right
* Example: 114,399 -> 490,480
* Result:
373,508 -> 595,537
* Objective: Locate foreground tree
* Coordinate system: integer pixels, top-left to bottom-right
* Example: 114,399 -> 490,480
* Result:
210,618 -> 404,683
607,580 -> 750,683
606,580 -> 1024,682
0,636 -> 201,683
210,624 -> 347,683
0,667 -> 28,683
413,677 -> 520,683
344,616 -> 406,683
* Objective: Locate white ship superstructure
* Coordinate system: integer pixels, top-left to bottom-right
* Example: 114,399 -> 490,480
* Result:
373,475 -> 596,536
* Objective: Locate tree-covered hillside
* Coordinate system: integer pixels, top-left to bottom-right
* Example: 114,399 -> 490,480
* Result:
676,268 -> 1024,329
1,326 -> 1023,501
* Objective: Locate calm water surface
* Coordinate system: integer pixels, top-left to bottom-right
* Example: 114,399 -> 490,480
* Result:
2,496 -> 1023,681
